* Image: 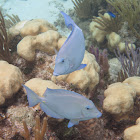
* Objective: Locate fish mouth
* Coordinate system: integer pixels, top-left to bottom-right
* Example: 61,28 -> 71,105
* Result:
53,72 -> 59,76
97,112 -> 102,118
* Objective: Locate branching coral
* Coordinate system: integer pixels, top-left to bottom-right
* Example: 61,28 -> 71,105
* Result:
93,13 -> 122,33
21,116 -> 48,140
106,0 -> 140,40
0,11 -> 11,63
115,43 -> 140,82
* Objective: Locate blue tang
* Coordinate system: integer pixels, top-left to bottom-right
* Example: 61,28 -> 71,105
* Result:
53,12 -> 87,76
23,85 -> 102,128
107,11 -> 116,18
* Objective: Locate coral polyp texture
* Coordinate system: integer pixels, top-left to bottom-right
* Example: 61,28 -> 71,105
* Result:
0,60 -> 23,105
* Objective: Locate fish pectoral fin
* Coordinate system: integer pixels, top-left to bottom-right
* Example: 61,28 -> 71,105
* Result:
77,64 -> 87,70
68,119 -> 79,128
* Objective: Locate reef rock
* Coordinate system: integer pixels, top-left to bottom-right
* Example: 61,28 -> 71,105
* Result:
52,50 -> 100,91
0,61 -> 23,105
103,82 -> 136,120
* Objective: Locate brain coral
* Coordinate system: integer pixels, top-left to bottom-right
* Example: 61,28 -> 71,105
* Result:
51,50 -> 100,92
0,61 -> 23,105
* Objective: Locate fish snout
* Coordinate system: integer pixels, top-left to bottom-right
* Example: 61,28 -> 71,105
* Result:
97,112 -> 102,118
53,72 -> 59,76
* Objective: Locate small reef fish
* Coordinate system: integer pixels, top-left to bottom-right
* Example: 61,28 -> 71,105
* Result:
23,85 -> 102,128
107,11 -> 116,18
53,12 -> 86,76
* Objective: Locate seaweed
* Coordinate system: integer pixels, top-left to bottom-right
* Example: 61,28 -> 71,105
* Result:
72,0 -> 93,19
5,14 -> 20,28
93,13 -> 122,33
106,0 -> 140,40
72,0 -> 105,19
0,11 -> 12,63
115,43 -> 140,82
89,46 -> 109,99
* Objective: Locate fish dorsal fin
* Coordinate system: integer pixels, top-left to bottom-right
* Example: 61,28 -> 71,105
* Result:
43,88 -> 88,100
60,11 -> 75,29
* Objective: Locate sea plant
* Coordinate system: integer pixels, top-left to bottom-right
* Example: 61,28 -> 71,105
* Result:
106,0 -> 140,40
93,13 -> 122,33
0,10 -> 11,63
72,0 -> 106,19
115,43 -> 140,82
89,46 -> 109,98
72,0 -> 93,19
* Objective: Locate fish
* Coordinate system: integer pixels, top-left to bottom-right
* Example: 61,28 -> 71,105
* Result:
23,85 -> 102,128
53,12 -> 86,76
107,11 -> 116,18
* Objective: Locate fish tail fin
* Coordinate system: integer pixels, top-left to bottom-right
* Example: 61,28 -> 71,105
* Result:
60,11 -> 75,28
22,84 -> 41,107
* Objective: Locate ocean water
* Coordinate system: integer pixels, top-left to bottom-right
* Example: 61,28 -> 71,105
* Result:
0,0 -> 73,23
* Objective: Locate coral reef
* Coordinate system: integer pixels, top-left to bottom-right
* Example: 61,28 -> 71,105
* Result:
106,0 -> 140,40
89,12 -> 136,52
0,61 -> 23,105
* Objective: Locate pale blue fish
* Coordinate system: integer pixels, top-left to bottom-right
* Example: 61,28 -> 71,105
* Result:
23,85 -> 102,128
53,12 -> 86,76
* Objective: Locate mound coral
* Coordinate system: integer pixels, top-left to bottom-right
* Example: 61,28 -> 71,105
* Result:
103,82 -> 136,120
17,30 -> 61,61
8,19 -> 57,38
52,50 -> 100,93
124,117 -> 140,140
0,61 -> 23,105
24,78 -> 62,97
123,77 -> 140,96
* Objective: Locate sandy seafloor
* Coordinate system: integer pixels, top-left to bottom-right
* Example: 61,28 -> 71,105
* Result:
0,0 -> 74,36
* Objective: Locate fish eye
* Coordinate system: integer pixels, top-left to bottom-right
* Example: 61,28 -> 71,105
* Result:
86,106 -> 90,110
